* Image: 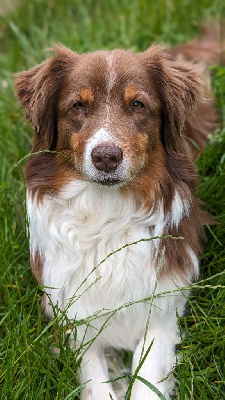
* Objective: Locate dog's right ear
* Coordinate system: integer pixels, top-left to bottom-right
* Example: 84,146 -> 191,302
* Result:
14,45 -> 78,151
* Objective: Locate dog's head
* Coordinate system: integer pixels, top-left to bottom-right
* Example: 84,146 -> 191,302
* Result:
14,45 -> 202,189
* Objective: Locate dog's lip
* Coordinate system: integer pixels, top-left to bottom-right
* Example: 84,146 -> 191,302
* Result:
101,180 -> 120,186
91,177 -> 124,186
96,178 -> 121,186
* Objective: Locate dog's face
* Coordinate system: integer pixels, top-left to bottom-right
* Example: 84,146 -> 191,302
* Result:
57,50 -> 162,187
14,45 -> 202,190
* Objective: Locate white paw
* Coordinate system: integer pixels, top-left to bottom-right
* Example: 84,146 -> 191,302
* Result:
130,376 -> 173,400
81,383 -> 118,400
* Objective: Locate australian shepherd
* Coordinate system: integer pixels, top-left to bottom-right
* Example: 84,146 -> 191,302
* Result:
14,26 -> 222,399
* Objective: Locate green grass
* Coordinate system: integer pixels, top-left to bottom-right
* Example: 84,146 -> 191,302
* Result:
0,0 -> 225,398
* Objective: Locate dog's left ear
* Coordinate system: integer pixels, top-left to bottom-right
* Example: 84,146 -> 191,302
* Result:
141,45 -> 203,153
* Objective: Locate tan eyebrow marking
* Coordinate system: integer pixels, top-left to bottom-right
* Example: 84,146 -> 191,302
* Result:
124,86 -> 139,103
78,87 -> 94,103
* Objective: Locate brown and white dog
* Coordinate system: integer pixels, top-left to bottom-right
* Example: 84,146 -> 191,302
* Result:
14,27 -> 222,400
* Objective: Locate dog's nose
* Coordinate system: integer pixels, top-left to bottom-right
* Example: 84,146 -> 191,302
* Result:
91,144 -> 123,172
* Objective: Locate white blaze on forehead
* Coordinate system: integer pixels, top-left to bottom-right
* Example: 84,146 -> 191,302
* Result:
106,51 -> 117,121
106,52 -> 117,95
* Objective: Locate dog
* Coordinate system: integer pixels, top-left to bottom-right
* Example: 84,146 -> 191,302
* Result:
14,26 -> 222,399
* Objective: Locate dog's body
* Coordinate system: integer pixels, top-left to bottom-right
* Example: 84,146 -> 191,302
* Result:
15,28 -> 222,399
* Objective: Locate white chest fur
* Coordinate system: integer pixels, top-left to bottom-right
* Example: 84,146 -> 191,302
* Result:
27,181 -> 190,349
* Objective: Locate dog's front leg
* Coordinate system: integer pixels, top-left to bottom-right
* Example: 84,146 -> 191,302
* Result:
130,320 -> 179,400
80,343 -> 117,400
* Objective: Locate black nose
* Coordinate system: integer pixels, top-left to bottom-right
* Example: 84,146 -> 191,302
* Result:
91,144 -> 123,172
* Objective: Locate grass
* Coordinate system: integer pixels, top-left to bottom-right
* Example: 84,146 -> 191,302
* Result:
0,0 -> 225,398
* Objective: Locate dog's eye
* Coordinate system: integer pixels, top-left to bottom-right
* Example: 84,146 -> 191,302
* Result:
132,100 -> 145,109
72,102 -> 86,112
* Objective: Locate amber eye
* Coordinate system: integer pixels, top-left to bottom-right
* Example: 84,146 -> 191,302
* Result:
132,100 -> 145,109
72,102 -> 86,112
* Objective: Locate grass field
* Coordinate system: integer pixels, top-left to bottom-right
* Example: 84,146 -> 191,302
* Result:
0,0 -> 225,399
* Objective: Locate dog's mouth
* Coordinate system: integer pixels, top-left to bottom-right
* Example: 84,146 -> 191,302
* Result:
84,152 -> 131,187
94,177 -> 123,187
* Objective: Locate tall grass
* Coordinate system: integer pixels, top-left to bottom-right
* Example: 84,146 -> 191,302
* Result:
0,0 -> 225,398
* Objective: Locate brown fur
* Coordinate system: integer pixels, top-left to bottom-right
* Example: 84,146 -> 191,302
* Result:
30,250 -> 44,284
168,23 -> 224,156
